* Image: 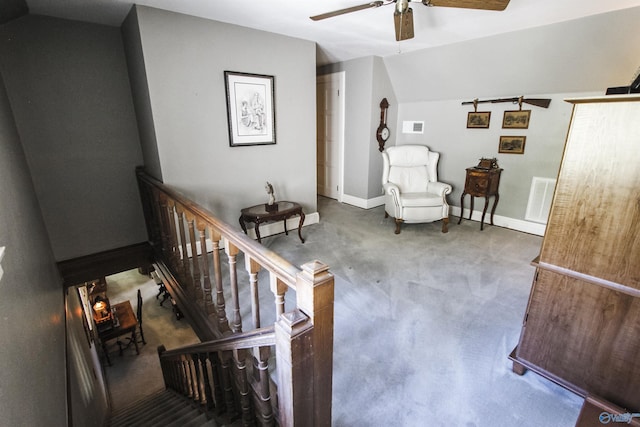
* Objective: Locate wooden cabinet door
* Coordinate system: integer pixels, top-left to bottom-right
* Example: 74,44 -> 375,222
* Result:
540,100 -> 640,289
516,269 -> 640,410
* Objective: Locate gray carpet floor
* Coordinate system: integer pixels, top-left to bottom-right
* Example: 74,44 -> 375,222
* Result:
105,196 -> 583,426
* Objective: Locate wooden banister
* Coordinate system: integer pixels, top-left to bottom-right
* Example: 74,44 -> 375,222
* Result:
136,168 -> 334,426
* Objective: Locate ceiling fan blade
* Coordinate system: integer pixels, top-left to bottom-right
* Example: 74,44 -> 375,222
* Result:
425,0 -> 510,11
310,1 -> 385,21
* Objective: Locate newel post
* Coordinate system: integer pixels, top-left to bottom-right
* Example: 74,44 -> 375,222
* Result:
275,309 -> 314,427
296,260 -> 334,427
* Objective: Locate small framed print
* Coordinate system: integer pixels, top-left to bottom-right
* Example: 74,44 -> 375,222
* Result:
502,110 -> 531,129
499,136 -> 526,154
467,111 -> 491,128
224,71 -> 276,146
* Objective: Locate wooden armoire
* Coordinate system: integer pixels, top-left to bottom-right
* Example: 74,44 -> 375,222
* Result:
510,95 -> 640,412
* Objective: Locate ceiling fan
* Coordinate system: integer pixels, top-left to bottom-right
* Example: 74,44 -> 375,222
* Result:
310,0 -> 510,42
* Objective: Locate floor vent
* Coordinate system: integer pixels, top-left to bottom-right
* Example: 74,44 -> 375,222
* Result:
525,177 -> 556,224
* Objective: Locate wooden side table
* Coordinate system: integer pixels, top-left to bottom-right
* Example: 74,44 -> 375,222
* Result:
239,201 -> 305,244
458,167 -> 502,230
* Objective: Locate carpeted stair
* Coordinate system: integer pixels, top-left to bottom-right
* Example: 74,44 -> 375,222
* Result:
109,389 -> 217,427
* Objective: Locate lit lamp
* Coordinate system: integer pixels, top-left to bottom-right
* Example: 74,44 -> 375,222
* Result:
93,297 -> 109,321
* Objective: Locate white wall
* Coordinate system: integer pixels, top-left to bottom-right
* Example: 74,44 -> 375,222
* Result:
127,6 -> 318,226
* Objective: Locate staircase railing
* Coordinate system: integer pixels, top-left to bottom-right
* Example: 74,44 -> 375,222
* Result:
136,168 -> 333,426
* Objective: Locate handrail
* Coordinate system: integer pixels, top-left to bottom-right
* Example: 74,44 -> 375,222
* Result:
136,168 -> 300,288
162,325 -> 275,356
136,167 -> 334,427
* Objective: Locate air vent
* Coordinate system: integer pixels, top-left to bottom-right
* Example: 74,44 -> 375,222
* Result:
402,121 -> 424,134
525,177 -> 556,224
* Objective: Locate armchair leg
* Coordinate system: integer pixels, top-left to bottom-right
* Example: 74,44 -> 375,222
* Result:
394,219 -> 403,234
441,217 -> 449,233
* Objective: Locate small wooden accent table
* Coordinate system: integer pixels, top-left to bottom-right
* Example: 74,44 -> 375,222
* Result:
97,301 -> 139,365
458,167 -> 502,230
239,201 -> 305,244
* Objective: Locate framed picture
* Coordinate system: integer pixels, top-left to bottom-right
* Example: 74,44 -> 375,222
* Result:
499,136 -> 526,154
502,110 -> 531,129
467,111 -> 491,128
224,71 -> 276,146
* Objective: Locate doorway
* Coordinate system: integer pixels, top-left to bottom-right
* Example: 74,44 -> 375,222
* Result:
316,72 -> 345,201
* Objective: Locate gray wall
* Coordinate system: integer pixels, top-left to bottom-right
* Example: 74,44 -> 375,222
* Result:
0,15 -> 147,261
0,68 -> 67,427
325,7 -> 640,225
318,56 -> 398,203
384,8 -> 640,224
123,6 -> 318,225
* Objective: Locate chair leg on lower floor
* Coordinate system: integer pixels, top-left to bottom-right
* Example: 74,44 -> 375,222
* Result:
441,217 -> 449,233
394,219 -> 402,234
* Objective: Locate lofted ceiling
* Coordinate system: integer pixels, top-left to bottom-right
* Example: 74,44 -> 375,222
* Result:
15,0 -> 640,65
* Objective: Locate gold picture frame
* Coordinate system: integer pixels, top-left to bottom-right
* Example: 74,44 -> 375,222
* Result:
467,111 -> 491,128
502,110 -> 531,129
499,136 -> 526,154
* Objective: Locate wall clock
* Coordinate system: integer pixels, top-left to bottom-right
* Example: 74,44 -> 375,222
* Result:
377,98 -> 390,152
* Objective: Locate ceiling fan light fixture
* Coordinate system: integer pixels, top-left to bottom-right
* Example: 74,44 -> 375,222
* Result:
394,6 -> 414,41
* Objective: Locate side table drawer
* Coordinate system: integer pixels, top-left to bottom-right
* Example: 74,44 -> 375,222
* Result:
466,172 -> 489,195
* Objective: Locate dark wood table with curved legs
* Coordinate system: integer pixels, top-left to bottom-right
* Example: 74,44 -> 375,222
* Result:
239,201 -> 305,244
458,167 -> 502,230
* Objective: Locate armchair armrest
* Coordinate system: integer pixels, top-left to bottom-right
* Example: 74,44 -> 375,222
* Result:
383,182 -> 400,197
426,181 -> 452,197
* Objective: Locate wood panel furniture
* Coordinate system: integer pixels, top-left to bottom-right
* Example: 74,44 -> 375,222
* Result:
509,95 -> 640,413
239,201 -> 305,243
458,166 -> 502,230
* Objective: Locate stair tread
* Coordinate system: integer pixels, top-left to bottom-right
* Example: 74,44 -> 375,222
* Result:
110,389 -> 173,421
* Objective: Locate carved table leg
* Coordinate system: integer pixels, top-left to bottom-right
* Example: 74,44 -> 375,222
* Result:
481,196 -> 490,230
458,193 -> 466,224
490,194 -> 500,225
297,210 -> 305,243
254,222 -> 262,244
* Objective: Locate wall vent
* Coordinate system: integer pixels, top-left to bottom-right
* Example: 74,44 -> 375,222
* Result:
525,177 -> 556,224
402,121 -> 424,134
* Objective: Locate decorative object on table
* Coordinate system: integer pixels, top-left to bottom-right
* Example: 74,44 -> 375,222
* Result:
477,157 -> 499,169
224,71 -> 276,147
466,98 -> 491,128
498,135 -> 526,154
376,98 -> 390,152
458,164 -> 502,230
502,109 -> 531,129
265,182 -> 278,212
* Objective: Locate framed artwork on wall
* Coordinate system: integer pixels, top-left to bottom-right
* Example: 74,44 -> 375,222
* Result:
224,71 -> 276,146
502,110 -> 531,129
467,111 -> 491,128
499,136 -> 526,154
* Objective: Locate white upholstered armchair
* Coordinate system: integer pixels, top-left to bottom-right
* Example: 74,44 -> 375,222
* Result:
381,145 -> 452,234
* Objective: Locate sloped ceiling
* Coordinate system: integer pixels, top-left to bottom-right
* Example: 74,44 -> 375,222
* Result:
385,6 -> 640,102
22,0 -> 640,66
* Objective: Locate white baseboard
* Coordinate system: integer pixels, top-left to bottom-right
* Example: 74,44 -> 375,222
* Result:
341,194 -> 385,209
450,206 -> 546,236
